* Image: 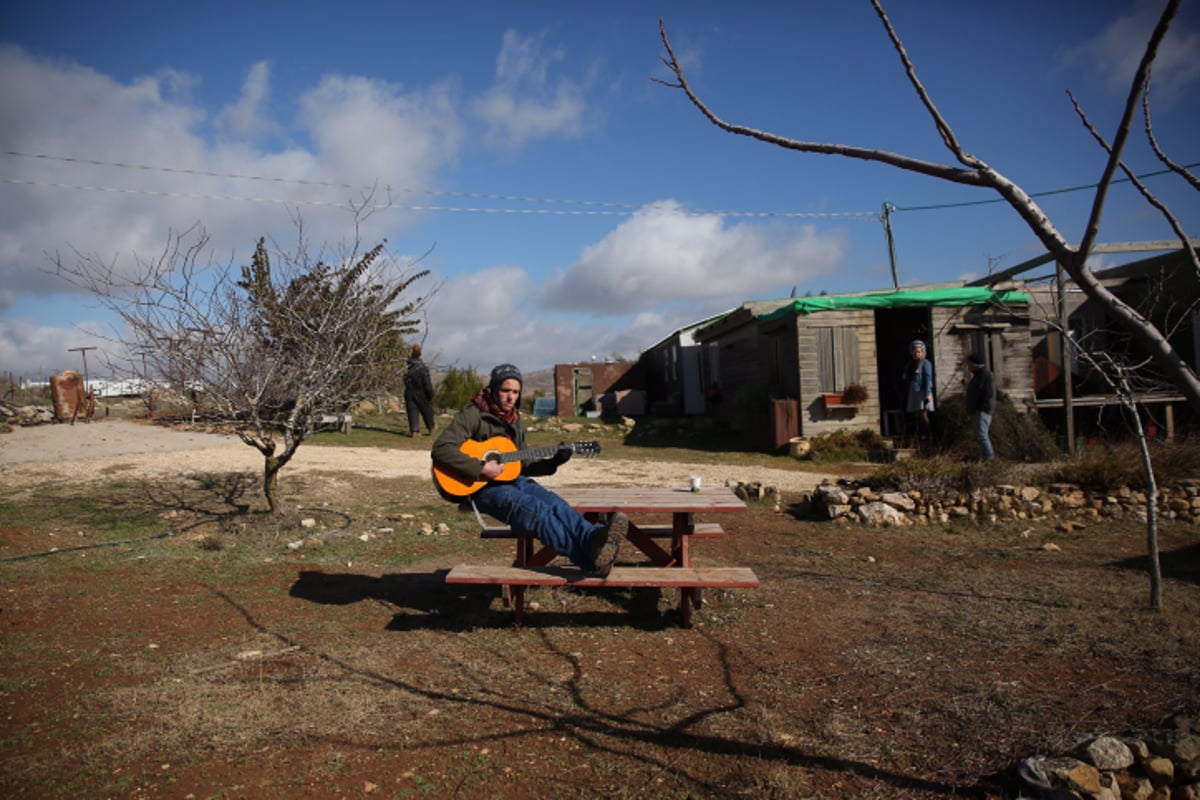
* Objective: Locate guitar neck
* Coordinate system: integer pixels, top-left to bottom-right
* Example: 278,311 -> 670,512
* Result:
498,445 -> 559,464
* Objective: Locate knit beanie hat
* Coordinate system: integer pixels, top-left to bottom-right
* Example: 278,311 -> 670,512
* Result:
967,352 -> 985,368
489,363 -> 523,393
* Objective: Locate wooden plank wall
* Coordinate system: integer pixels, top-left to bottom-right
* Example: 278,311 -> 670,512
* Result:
795,310 -> 879,437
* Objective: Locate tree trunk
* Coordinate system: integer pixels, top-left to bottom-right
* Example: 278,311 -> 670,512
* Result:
1118,391 -> 1164,611
263,454 -> 282,514
1131,410 -> 1164,611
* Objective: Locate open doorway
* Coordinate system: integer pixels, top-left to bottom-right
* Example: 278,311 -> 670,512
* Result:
572,368 -> 594,416
874,307 -> 932,438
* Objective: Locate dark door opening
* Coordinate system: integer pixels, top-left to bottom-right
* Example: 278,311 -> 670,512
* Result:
874,308 -> 932,437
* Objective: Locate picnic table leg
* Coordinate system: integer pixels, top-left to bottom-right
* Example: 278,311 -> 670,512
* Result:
671,513 -> 693,567
511,585 -> 525,628
679,587 -> 693,628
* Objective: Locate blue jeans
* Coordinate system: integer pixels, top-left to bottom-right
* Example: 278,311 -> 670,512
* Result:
972,411 -> 994,461
473,475 -> 603,570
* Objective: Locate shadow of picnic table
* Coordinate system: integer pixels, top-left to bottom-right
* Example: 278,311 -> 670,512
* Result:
288,569 -> 673,631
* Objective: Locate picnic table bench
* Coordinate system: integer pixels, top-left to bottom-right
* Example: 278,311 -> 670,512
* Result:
445,486 -> 758,627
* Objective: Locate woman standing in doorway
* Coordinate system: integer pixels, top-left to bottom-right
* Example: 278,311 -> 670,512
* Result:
902,339 -> 934,449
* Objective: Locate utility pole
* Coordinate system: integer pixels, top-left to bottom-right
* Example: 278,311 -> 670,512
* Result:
1055,262 -> 1076,455
881,202 -> 900,289
67,346 -> 97,391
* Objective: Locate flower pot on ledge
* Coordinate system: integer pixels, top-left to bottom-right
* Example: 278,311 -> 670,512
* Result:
822,391 -> 863,415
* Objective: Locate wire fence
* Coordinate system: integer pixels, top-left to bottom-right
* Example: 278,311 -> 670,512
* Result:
1,374 -> 54,408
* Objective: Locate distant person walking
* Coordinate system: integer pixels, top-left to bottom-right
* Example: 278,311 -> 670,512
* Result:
964,352 -> 996,461
902,339 -> 934,449
404,344 -> 436,437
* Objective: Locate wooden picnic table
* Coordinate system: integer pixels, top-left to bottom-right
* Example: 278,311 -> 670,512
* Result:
445,486 -> 756,628
555,486 -> 746,570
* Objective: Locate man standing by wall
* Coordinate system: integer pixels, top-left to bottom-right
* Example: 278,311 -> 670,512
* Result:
965,352 -> 996,461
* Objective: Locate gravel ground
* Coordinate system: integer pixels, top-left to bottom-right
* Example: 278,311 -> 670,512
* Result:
0,418 -> 836,498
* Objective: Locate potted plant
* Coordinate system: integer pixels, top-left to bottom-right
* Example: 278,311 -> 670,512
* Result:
842,382 -> 869,406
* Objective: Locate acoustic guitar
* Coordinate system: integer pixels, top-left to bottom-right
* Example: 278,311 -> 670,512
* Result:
432,436 -> 602,498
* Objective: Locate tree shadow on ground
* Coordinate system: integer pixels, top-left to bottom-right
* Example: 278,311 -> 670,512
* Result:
228,582 -> 1011,799
1111,541 -> 1200,586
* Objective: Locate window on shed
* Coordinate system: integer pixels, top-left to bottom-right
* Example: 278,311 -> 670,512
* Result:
817,327 -> 860,392
706,342 -> 720,387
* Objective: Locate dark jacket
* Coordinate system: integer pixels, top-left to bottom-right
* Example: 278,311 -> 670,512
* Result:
430,403 -> 558,485
965,366 -> 996,414
404,357 -> 434,400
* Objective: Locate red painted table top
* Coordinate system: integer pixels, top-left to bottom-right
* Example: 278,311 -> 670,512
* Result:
554,486 -> 747,515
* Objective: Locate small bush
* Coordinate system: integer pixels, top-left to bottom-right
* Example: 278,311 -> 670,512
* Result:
196,534 -> 224,551
933,392 -> 1059,462
869,455 -> 967,499
804,428 -> 890,463
842,382 -> 869,405
1039,437 -> 1200,491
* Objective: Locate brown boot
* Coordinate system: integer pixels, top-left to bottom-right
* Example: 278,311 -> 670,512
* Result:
590,513 -> 628,578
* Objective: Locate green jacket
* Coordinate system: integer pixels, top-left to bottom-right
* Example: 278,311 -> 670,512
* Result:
430,403 -> 558,487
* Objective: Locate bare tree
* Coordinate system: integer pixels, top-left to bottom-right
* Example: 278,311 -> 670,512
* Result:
1027,287 -> 1170,609
52,216 -> 433,512
1078,348 -> 1165,610
656,0 -> 1200,412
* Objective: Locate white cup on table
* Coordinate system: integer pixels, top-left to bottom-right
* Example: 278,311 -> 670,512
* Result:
689,475 -> 702,492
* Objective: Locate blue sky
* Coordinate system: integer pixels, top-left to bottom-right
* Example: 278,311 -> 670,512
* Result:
2,1 -> 1198,380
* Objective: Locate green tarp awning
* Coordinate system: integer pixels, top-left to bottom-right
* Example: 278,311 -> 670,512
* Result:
758,287 -> 1030,321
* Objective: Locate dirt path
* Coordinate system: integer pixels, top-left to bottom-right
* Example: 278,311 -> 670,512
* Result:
0,418 -> 836,497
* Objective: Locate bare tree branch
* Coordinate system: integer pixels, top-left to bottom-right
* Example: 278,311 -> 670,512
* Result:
1076,0 -> 1180,260
869,0 -> 974,165
654,19 -> 988,188
1143,79 -> 1200,193
1068,88 -> 1200,280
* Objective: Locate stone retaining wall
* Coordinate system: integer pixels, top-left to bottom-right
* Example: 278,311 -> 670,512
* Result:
806,478 -> 1200,527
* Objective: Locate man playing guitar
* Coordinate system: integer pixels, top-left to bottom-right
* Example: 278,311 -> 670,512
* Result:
431,363 -> 626,576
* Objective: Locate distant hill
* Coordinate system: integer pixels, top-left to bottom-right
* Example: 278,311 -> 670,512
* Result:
521,367 -> 554,397
427,365 -> 554,396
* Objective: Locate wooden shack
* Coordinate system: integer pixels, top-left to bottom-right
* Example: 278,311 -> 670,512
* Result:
694,284 -> 1035,450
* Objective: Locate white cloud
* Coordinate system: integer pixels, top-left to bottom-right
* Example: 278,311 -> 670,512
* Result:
0,317 -> 113,379
1061,1 -> 1200,103
422,264 -> 643,372
537,201 -> 847,314
217,61 -> 277,139
472,29 -> 587,147
299,73 -> 463,188
0,46 -> 472,374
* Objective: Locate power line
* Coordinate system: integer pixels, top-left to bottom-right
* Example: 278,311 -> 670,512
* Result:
3,149 -> 875,220
893,162 -> 1199,213
4,149 -> 641,210
12,147 -> 1186,220
0,177 -> 877,220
